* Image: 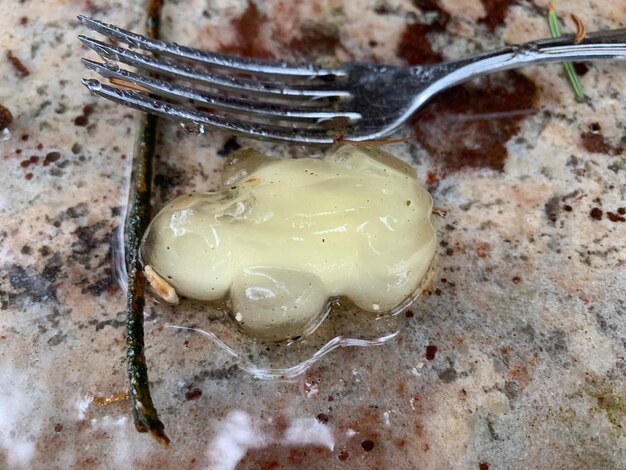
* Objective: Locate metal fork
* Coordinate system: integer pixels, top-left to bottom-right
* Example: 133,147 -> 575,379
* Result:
78,15 -> 626,145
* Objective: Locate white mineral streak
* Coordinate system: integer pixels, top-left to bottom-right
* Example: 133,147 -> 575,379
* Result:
206,410 -> 334,470
0,365 -> 38,469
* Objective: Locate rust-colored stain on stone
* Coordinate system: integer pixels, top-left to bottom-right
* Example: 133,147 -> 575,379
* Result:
289,22 -> 340,58
316,412 -> 330,424
589,207 -> 603,220
218,1 -> 274,59
425,344 -> 438,360
219,6 -> 345,62
580,129 -> 623,156
74,104 -> 95,127
480,0 -> 517,31
0,103 -> 13,130
238,444 -> 330,469
397,0 -> 449,65
607,211 -> 626,223
6,50 -> 30,77
413,71 -> 537,172
360,439 -> 375,451
43,151 -> 61,166
397,23 -> 444,65
475,241 -> 492,258
184,387 -> 202,401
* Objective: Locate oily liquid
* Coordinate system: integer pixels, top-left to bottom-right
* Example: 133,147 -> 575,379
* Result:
165,295 -> 411,379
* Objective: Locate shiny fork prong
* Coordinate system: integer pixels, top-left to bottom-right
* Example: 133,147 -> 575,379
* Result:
81,79 -> 338,144
79,17 -> 626,144
81,58 -> 361,123
78,36 -> 351,101
77,15 -> 347,80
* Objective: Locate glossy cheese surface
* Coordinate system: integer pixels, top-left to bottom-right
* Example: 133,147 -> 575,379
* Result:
141,145 -> 436,340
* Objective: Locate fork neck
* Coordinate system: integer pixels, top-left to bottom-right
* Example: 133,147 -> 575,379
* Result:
410,28 -> 626,101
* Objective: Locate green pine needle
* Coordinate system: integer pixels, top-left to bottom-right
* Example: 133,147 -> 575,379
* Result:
548,3 -> 586,102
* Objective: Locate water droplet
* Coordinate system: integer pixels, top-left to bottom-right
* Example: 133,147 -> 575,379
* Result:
105,61 -> 120,72
87,80 -> 102,91
1,128 -> 11,142
180,122 -> 205,135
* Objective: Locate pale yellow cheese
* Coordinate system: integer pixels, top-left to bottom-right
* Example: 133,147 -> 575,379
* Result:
141,145 -> 436,340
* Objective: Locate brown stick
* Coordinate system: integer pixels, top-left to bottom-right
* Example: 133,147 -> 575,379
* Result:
125,0 -> 170,448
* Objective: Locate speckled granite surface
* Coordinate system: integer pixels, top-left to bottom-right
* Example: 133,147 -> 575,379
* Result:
1,0 -> 626,468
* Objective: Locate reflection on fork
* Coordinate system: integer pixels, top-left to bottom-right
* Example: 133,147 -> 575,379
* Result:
78,15 -> 626,145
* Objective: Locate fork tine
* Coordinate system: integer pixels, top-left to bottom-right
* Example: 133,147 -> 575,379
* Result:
79,36 -> 350,101
77,15 -> 346,80
81,58 -> 361,123
81,79 -> 337,144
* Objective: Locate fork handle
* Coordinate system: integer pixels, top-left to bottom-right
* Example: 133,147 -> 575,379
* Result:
419,28 -> 626,94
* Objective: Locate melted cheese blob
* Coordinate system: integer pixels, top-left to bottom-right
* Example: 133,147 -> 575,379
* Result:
141,145 -> 436,340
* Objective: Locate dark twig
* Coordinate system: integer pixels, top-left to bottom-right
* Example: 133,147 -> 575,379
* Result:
124,0 -> 169,447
